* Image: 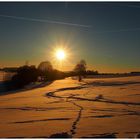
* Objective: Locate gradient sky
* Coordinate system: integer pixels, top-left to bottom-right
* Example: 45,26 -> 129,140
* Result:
0,2 -> 140,73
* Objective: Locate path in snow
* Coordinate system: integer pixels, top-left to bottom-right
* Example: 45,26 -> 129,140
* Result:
0,76 -> 140,138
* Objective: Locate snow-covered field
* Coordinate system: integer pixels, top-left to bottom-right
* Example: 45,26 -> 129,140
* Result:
0,76 -> 140,138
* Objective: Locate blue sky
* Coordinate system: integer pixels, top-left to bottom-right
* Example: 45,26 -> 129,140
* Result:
0,2 -> 140,72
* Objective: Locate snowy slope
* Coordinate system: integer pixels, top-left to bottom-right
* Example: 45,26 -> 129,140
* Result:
0,76 -> 140,138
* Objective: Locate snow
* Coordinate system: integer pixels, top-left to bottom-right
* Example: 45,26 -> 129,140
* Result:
0,76 -> 140,138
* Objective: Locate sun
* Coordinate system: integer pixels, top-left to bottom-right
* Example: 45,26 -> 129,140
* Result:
56,49 -> 66,60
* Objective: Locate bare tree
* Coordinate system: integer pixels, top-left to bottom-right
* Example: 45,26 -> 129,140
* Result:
74,59 -> 86,81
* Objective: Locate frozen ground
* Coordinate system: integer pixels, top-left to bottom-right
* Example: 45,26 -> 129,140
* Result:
0,76 -> 140,138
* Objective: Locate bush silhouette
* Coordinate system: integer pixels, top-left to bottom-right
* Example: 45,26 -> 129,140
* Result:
11,65 -> 39,88
49,132 -> 72,138
38,61 -> 66,81
86,70 -> 99,75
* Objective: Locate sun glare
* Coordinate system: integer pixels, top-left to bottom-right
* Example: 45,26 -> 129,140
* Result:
56,49 -> 66,60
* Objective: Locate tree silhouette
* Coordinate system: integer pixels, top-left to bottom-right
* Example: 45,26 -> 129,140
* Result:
38,61 -> 53,81
74,59 -> 86,81
11,65 -> 38,88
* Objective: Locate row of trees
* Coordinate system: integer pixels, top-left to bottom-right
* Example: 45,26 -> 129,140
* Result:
6,60 -> 98,89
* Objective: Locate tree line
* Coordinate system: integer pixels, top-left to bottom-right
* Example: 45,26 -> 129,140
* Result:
4,60 -> 99,90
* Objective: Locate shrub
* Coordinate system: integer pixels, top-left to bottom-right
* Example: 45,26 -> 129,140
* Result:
11,65 -> 39,88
